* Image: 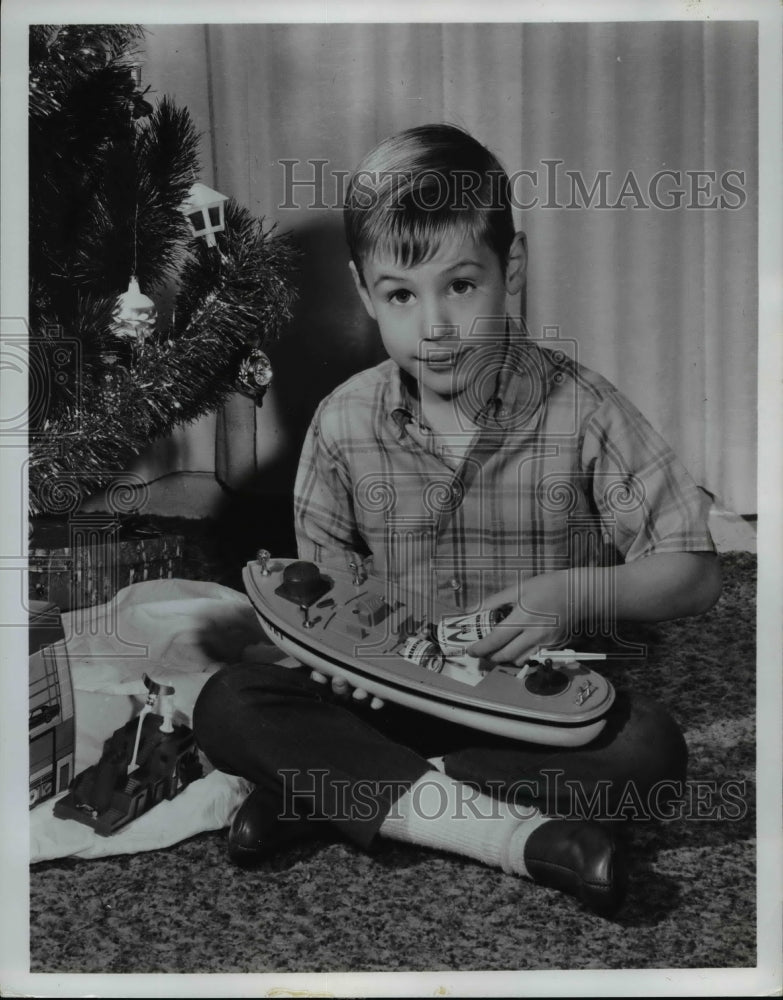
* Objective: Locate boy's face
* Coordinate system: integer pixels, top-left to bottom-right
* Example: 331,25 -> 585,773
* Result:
350,231 -> 526,410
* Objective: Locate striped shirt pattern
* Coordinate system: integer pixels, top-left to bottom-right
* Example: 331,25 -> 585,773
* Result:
294,338 -> 715,613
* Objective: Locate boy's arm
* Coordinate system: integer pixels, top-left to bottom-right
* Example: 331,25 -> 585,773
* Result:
293,409 -> 384,707
294,412 -> 369,572
471,385 -> 723,666
468,552 -> 722,666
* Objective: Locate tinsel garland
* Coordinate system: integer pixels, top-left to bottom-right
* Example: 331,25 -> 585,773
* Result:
29,202 -> 298,514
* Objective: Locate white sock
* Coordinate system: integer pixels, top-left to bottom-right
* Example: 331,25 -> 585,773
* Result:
379,770 -> 549,877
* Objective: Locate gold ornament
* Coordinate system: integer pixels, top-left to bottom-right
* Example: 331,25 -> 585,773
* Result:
111,277 -> 157,343
236,347 -> 273,404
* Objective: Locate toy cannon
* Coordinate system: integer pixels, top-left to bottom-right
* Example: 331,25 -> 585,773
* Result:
54,674 -> 203,836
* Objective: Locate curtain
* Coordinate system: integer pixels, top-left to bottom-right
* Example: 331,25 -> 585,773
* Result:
136,20 -> 757,514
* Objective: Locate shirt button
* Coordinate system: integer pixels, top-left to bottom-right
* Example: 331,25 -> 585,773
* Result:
449,577 -> 462,591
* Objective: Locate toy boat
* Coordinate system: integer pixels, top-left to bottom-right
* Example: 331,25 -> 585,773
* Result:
243,553 -> 615,747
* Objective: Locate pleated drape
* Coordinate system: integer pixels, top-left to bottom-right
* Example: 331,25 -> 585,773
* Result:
137,21 -> 757,514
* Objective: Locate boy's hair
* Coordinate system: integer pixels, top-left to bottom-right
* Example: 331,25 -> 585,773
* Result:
344,123 -> 515,283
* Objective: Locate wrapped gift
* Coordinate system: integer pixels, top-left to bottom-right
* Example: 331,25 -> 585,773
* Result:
29,601 -> 75,807
29,515 -> 184,612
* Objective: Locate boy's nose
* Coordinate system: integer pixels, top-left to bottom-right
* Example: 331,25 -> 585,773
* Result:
427,322 -> 460,341
420,296 -> 459,341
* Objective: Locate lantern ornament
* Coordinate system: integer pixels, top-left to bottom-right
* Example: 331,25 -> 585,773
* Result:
180,182 -> 229,247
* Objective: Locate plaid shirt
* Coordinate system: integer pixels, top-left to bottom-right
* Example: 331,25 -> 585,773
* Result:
294,337 -> 714,612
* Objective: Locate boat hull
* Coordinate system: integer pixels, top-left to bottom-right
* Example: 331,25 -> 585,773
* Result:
244,558 -> 615,747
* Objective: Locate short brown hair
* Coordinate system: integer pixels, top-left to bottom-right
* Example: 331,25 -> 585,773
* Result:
344,123 -> 515,282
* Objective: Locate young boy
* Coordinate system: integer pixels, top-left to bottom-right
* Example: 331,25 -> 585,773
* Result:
194,124 -> 721,917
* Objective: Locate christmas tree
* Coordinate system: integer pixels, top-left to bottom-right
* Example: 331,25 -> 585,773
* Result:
28,24 -> 298,517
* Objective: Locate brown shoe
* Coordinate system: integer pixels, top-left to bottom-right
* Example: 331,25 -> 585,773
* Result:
227,786 -> 325,867
523,819 -> 627,916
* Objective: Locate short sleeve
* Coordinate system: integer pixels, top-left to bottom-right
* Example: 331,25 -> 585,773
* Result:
293,404 -> 371,572
580,388 -> 716,562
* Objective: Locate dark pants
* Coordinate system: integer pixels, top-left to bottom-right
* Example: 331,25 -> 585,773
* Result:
193,662 -> 688,850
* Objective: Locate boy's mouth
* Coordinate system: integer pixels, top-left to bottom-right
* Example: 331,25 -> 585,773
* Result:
419,347 -> 463,368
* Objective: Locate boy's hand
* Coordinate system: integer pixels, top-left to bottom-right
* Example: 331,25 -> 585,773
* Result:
468,571 -> 573,667
310,670 -> 384,709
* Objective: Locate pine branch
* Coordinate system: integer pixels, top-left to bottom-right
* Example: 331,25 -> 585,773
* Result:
137,96 -> 202,213
30,24 -> 145,120
30,64 -> 150,303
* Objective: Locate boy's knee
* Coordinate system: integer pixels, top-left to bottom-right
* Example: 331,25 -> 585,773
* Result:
192,661 -> 319,758
626,692 -> 689,787
192,665 -> 241,762
554,692 -> 689,819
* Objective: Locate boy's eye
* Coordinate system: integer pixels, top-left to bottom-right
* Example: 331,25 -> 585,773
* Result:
451,279 -> 475,295
388,289 -> 414,305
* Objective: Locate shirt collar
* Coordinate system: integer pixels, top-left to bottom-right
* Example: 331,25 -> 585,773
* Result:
388,366 -> 418,435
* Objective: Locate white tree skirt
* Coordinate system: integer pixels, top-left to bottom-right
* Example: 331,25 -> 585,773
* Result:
30,578 -> 293,863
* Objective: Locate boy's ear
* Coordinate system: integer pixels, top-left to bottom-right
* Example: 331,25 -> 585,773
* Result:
349,260 -> 377,321
504,232 -> 527,296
